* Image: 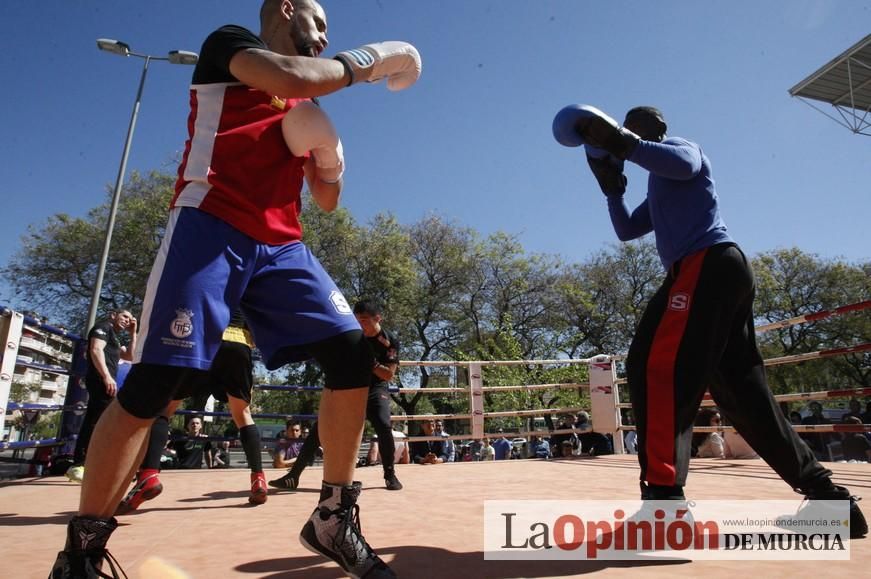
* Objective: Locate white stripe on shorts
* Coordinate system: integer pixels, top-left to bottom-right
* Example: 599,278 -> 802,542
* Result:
133,208 -> 182,363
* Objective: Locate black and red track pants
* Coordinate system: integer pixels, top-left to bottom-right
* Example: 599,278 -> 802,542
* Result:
626,242 -> 831,491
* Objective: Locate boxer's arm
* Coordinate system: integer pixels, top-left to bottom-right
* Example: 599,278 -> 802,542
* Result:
608,197 -> 653,241
229,49 -> 349,98
628,138 -> 702,181
305,159 -> 342,212
283,101 -> 345,211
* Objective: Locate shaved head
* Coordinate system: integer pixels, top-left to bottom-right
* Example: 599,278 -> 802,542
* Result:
260,0 -> 327,56
261,0 -> 317,28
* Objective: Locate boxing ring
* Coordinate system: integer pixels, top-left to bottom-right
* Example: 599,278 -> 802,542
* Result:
1,301 -> 869,577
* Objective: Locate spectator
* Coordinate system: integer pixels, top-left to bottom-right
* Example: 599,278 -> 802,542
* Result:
212,441 -> 231,468
366,425 -> 410,466
844,399 -> 863,422
578,431 -> 613,455
841,416 -> 871,462
692,408 -> 725,459
480,438 -> 495,461
273,420 -> 305,468
801,402 -> 832,458
173,416 -> 213,469
468,439 -> 483,461
492,430 -> 512,460
623,411 -> 638,454
65,309 -> 137,483
529,436 -> 551,459
574,411 -> 593,433
862,402 -> 871,425
160,439 -> 178,469
624,430 -> 638,455
410,418 -> 449,464
723,429 -> 758,459
434,419 -> 456,462
550,416 -> 578,457
789,411 -> 803,425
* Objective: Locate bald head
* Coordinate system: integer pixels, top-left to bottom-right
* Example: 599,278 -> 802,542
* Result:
261,0 -> 318,28
260,0 -> 328,56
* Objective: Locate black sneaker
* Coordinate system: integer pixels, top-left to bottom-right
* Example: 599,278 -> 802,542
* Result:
384,470 -> 403,491
268,472 -> 299,491
50,516 -> 127,578
300,482 -> 395,579
802,484 -> 868,539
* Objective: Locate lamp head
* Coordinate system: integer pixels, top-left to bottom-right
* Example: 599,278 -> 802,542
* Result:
168,50 -> 199,65
96,38 -> 130,56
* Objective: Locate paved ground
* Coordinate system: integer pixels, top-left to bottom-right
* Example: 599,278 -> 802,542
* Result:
1,455 -> 868,578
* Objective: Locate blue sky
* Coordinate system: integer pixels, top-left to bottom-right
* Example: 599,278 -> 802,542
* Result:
1,1 -> 869,307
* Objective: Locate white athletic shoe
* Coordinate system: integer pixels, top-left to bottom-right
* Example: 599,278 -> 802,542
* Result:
65,465 -> 84,484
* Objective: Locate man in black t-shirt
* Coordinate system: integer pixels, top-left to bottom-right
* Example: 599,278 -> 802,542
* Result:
66,309 -> 137,482
270,299 -> 404,491
173,416 -> 213,469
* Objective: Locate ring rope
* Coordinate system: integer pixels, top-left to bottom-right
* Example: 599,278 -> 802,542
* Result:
763,342 -> 871,367
755,299 -> 871,334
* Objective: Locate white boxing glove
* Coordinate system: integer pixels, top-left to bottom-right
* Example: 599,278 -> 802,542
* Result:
334,41 -> 422,91
281,101 -> 344,183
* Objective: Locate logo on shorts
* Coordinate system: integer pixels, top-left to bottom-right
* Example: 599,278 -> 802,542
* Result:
171,308 -> 194,338
329,291 -> 352,315
270,95 -> 287,111
669,293 -> 690,311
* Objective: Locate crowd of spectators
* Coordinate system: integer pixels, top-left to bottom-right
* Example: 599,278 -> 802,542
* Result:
154,398 -> 870,470
681,399 -> 871,464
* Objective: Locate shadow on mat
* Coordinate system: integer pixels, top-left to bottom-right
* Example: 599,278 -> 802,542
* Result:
233,546 -> 688,578
0,511 -> 76,526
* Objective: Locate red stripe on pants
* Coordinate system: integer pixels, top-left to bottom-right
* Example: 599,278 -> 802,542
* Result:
645,249 -> 707,486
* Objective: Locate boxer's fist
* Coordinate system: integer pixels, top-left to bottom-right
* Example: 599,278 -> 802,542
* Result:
335,41 -> 421,91
553,104 -> 640,160
281,101 -> 344,183
586,146 -> 627,197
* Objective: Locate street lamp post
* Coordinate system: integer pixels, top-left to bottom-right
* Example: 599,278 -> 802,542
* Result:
85,39 -> 198,333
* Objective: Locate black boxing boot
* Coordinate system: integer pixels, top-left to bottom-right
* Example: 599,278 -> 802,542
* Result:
50,516 -> 126,578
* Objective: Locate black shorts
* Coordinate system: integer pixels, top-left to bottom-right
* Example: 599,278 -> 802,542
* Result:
119,331 -> 368,418
174,340 -> 254,404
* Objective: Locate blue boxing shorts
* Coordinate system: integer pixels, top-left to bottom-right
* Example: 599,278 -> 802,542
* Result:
133,207 -> 361,371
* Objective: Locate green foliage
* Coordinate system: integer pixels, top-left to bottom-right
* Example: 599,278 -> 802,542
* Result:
2,171 -> 174,331
753,248 -> 871,394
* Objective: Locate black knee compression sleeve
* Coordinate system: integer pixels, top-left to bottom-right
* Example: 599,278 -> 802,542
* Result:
305,330 -> 373,390
142,416 -> 170,471
239,425 -> 262,473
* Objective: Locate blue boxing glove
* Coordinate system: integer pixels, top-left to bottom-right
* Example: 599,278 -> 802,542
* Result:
585,145 -> 626,197
552,104 -> 640,160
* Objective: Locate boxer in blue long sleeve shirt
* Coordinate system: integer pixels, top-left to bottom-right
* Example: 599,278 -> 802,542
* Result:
607,136 -> 731,270
574,105 -> 866,537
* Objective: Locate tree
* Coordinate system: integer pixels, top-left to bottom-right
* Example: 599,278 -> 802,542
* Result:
466,232 -> 564,360
753,248 -> 871,393
2,171 -> 174,331
552,240 -> 661,358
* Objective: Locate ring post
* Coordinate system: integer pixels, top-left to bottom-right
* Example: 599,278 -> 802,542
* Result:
588,354 -> 623,453
0,310 -> 25,435
469,362 -> 484,440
